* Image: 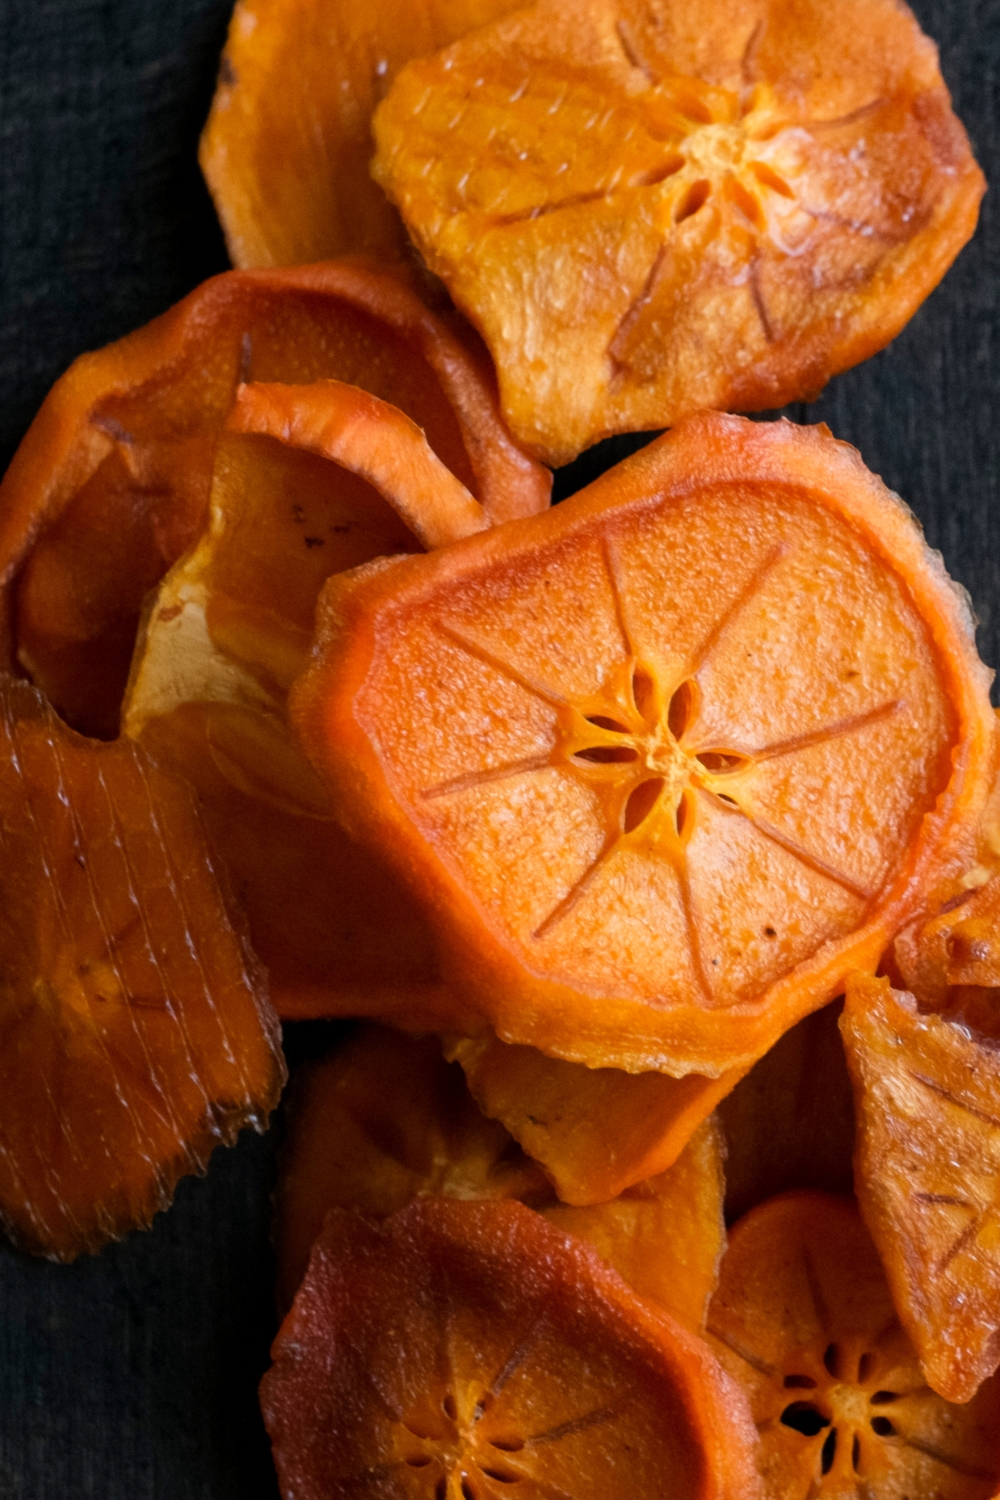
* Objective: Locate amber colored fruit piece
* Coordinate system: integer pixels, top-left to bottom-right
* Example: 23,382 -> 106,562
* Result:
200,0 -> 530,269
447,1029 -> 743,1203
274,1023 -> 726,1332
373,0 -> 984,464
0,259 -> 548,738
894,871 -> 1000,1028
293,413 -> 996,1076
718,999 -> 855,1224
0,676 -> 284,1260
708,1192 -> 1000,1498
841,973 -> 1000,1403
261,1198 -> 760,1500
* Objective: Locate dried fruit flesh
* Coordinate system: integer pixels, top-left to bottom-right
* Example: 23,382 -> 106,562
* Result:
274,1023 -> 726,1332
293,413 -> 995,1076
447,1029 -> 743,1203
842,972 -> 1000,1403
0,676 -> 284,1260
0,259 -> 548,738
200,0 -> 530,268
373,0 -> 984,464
261,1197 -> 760,1500
707,1192 -> 1000,1500
894,871 -> 1000,1031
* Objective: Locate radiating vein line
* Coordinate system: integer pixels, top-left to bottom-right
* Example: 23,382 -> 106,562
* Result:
797,203 -> 912,244
488,1306 -> 553,1401
749,254 -> 776,343
907,1070 -> 1000,1130
601,532 -> 637,659
687,545 -> 787,678
903,1435 -> 997,1481
750,700 -> 903,764
802,1247 -> 833,1341
914,1192 -> 972,1208
705,1324 -> 776,1377
938,1214 -> 981,1275
420,754 -> 555,801
434,621 -> 567,711
806,98 -> 886,132
527,1402 -> 621,1447
533,838 -> 618,940
740,17 -> 765,86
609,246 -> 667,370
617,18 -> 656,83
701,789 -> 872,901
677,856 -> 715,1006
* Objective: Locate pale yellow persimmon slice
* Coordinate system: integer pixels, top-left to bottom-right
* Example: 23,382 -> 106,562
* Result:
446,1029 -> 743,1204
0,676 -> 284,1260
842,972 -> 1000,1403
200,0 -> 529,269
373,0 -> 984,463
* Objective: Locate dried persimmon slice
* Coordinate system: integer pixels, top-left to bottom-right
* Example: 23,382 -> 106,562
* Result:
261,1198 -> 760,1500
0,259 -> 548,737
707,1192 -> 1000,1499
200,0 -> 531,268
842,972 -> 1000,1403
0,676 -> 284,1260
373,0 -> 984,463
293,413 -> 996,1076
446,1030 -> 743,1204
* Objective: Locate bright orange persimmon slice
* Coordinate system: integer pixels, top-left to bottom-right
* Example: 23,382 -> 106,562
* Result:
261,1198 -> 760,1500
292,413 -> 996,1077
446,1030 -> 743,1204
373,0 -> 984,464
707,1192 -> 1000,1499
0,675 -> 284,1260
842,972 -> 1000,1403
274,1023 -> 726,1332
200,0 -> 530,268
0,259 -> 548,738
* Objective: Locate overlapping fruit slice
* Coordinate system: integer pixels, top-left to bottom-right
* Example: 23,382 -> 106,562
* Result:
0,676 -> 284,1260
274,1023 -> 725,1332
446,1030 -> 742,1204
842,972 -> 1000,1403
293,413 -> 996,1075
0,259 -> 547,737
261,1198 -> 759,1500
893,868 -> 1000,1029
707,1192 -> 1000,1499
373,0 -> 984,463
200,0 -> 529,268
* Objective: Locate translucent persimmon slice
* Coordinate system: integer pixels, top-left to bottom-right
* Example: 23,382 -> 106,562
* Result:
0,676 -> 284,1260
373,0 -> 984,463
0,259 -> 547,737
274,1023 -> 726,1332
200,0 -> 530,268
707,1192 -> 1000,1499
842,973 -> 1000,1403
261,1198 -> 759,1500
446,1030 -> 743,1204
293,413 -> 995,1076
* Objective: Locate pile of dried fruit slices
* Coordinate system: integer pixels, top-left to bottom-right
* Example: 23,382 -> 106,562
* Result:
2,0 -> 1000,1495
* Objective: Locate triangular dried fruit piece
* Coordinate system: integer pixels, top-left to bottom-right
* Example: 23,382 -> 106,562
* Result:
373,0 -> 984,463
293,413 -> 995,1076
0,259 -> 548,737
261,1198 -> 760,1500
0,676 -> 284,1260
200,0 -> 530,268
707,1192 -> 1000,1499
274,1023 -> 726,1333
842,971 -> 1000,1403
446,1029 -> 743,1203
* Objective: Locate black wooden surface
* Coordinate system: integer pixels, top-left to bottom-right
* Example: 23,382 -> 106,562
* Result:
1,1 -> 999,1495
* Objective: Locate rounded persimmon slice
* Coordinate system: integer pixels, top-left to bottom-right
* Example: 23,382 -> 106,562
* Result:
0,259 -> 548,737
0,676 -> 284,1260
707,1192 -> 1000,1499
293,413 -> 996,1076
261,1198 -> 759,1500
373,0 -> 984,463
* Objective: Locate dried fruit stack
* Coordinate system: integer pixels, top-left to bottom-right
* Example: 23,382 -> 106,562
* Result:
2,0 -> 999,1494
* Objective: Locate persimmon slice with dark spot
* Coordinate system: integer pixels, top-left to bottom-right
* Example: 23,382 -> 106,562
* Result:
293,413 -> 995,1076
842,972 -> 1000,1403
373,0 -> 984,463
707,1192 -> 1000,1500
261,1198 -> 759,1500
0,676 -> 284,1260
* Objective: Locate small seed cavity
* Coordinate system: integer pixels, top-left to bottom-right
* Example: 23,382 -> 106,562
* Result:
574,745 -> 639,764
586,714 -> 630,733
667,681 -> 695,739
783,1374 -> 817,1389
823,1343 -> 841,1379
869,1390 -> 898,1405
857,1353 -> 874,1384
870,1416 -> 897,1438
821,1427 -> 838,1475
624,778 -> 664,833
632,666 -> 656,719
675,179 -> 711,222
780,1402 -> 830,1438
852,1433 -> 861,1472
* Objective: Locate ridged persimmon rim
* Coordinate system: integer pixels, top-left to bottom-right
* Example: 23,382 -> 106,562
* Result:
293,412 -> 996,1076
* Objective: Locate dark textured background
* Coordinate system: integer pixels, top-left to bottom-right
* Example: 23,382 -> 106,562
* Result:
1,1 -> 998,1495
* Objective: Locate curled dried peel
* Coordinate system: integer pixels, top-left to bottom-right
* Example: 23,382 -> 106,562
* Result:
373,0 -> 984,463
0,676 -> 284,1260
293,413 -> 996,1075
842,972 -> 1000,1403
